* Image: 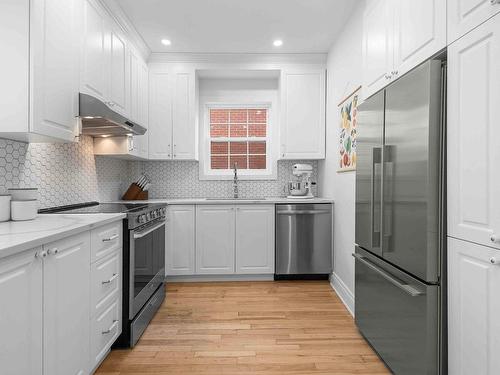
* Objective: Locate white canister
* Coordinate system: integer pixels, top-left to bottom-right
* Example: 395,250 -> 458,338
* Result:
11,200 -> 38,221
0,195 -> 11,222
8,188 -> 38,201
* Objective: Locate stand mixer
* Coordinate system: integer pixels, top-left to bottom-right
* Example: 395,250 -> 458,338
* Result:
287,164 -> 315,199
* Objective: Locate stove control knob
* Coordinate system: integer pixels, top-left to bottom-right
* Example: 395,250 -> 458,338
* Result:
162,207 -> 167,216
138,214 -> 146,223
152,211 -> 157,219
146,213 -> 151,221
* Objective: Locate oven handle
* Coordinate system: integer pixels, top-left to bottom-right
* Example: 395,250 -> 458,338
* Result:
133,221 -> 166,239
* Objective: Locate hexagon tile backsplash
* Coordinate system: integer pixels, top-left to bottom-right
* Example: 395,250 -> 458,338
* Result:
0,136 -> 129,208
0,136 -> 319,208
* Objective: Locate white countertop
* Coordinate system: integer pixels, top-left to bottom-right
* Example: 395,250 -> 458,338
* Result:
117,197 -> 334,205
0,213 -> 125,260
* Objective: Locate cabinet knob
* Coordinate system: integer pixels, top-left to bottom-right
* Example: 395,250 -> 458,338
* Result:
385,74 -> 392,80
490,257 -> 500,265
490,235 -> 500,244
35,250 -> 47,258
491,0 -> 500,5
47,248 -> 59,255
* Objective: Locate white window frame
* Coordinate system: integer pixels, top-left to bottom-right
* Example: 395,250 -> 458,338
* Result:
199,102 -> 276,180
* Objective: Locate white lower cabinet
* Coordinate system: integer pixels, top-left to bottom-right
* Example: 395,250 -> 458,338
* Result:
235,205 -> 275,274
0,220 -> 123,375
448,237 -> 500,374
166,205 -> 195,275
166,204 -> 275,277
44,232 -> 91,375
0,247 -> 43,375
196,205 -> 236,274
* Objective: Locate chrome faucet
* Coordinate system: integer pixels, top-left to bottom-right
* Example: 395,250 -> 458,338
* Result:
233,163 -> 239,199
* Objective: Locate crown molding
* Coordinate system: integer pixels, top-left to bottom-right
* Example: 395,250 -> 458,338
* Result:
100,0 -> 151,61
148,53 -> 328,66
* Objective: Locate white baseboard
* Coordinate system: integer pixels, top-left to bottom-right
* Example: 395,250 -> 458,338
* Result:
166,274 -> 274,282
329,272 -> 354,317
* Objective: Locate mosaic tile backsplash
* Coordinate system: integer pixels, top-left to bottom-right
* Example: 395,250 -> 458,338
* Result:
0,136 -> 130,208
0,136 -> 318,208
129,159 -> 319,199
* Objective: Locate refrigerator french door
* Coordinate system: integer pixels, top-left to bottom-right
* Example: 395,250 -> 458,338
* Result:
355,60 -> 446,374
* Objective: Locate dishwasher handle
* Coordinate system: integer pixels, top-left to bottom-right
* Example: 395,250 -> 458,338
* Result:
277,209 -> 331,215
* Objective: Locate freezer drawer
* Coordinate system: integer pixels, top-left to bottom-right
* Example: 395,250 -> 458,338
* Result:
275,204 -> 332,275
354,247 -> 439,374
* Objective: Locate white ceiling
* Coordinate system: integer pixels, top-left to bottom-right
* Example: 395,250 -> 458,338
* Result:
116,0 -> 357,54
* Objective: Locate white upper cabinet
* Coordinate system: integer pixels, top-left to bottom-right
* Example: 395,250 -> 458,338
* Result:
109,27 -> 128,116
196,205 -> 236,274
0,248 -> 42,375
81,0 -> 109,102
43,232 -> 91,375
280,68 -> 326,159
235,205 -> 275,274
362,0 -> 446,99
448,0 -> 500,43
448,237 -> 500,374
149,68 -> 173,159
148,66 -> 197,160
447,14 -> 500,250
362,0 -> 394,98
172,69 -> 197,160
393,0 -> 446,78
0,0 -> 80,142
166,205 -> 196,275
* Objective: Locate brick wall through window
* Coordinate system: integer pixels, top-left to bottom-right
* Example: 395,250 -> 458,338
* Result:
209,108 -> 267,170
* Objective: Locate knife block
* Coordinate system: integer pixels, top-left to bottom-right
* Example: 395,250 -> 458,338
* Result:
121,183 -> 142,200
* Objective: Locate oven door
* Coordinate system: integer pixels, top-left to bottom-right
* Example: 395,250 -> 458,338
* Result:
129,219 -> 166,319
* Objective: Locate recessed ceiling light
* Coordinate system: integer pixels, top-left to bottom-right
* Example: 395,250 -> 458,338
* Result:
273,39 -> 283,47
161,39 -> 171,46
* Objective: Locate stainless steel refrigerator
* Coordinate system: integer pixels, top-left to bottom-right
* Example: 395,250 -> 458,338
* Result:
354,59 -> 446,374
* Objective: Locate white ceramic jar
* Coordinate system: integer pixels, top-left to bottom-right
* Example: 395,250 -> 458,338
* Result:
8,188 -> 38,201
0,195 -> 11,222
11,200 -> 38,221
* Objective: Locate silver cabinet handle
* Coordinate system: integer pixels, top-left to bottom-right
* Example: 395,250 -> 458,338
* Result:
47,248 -> 59,255
352,253 -> 424,297
102,319 -> 118,335
35,250 -> 48,258
385,73 -> 392,80
102,273 -> 118,284
102,234 -> 119,242
490,234 -> 500,244
490,257 -> 500,265
133,221 -> 166,239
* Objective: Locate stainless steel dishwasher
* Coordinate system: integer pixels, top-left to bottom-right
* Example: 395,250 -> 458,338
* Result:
275,203 -> 333,279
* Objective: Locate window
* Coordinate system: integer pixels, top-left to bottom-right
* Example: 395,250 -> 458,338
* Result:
201,104 -> 274,180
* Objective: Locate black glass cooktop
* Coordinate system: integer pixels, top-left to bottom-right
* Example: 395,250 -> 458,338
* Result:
39,201 -> 150,214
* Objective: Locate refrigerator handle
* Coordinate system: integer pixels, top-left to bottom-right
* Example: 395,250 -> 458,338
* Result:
352,253 -> 424,297
371,147 -> 382,248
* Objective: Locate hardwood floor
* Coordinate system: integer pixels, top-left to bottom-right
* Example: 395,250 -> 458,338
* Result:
96,281 -> 389,374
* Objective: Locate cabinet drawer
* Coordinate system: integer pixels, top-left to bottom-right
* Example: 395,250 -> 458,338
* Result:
91,221 -> 122,262
91,250 -> 120,317
91,298 -> 121,369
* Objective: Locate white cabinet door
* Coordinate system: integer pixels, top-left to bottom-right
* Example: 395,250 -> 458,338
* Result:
172,69 -> 197,160
196,205 -> 235,274
235,205 -> 275,274
280,68 -> 326,159
362,0 -> 394,99
44,232 -> 91,375
81,0 -> 108,102
448,237 -> 500,374
448,15 -> 500,249
30,0 -> 80,141
166,205 -> 196,275
109,28 -> 127,116
448,0 -> 500,43
393,0 -> 446,78
0,248 -> 42,375
149,68 -> 173,159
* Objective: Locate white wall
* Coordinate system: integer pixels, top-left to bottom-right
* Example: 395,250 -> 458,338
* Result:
319,0 -> 366,315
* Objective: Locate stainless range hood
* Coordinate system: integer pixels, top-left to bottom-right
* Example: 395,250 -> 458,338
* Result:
79,93 -> 147,137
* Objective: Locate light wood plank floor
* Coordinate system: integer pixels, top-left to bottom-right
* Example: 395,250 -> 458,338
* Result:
96,281 -> 389,375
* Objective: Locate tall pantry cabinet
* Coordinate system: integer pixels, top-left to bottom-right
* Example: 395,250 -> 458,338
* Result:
447,7 -> 500,374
